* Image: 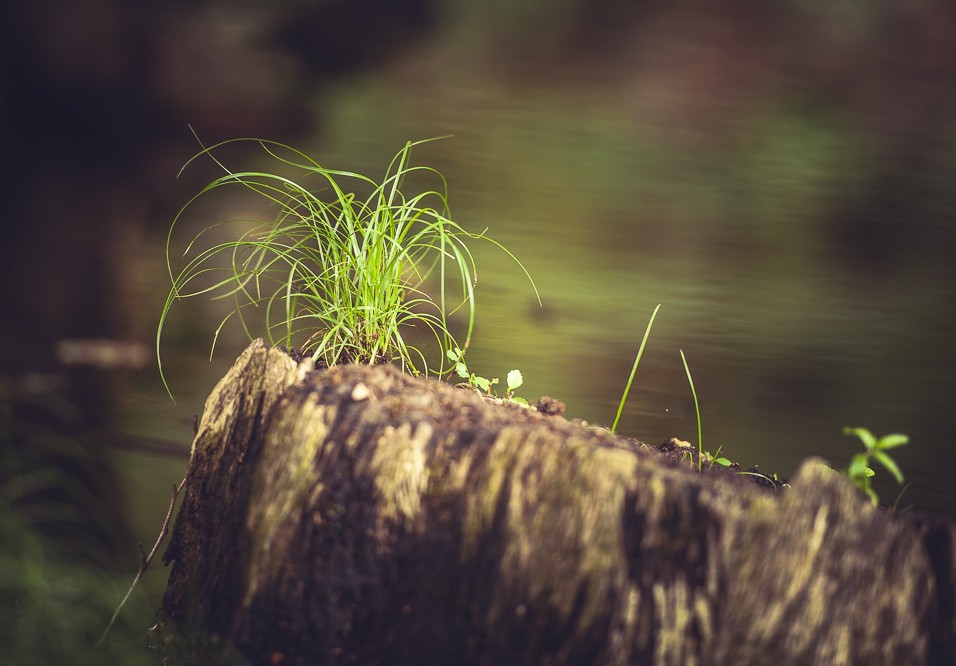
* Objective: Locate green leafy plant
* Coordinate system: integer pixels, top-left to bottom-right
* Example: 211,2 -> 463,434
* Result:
842,426 -> 909,507
157,134 -> 538,397
447,347 -> 528,405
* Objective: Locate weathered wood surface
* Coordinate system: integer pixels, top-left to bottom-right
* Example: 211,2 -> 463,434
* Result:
156,340 -> 956,665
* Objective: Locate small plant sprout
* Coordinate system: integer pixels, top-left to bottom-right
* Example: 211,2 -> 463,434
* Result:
471,374 -> 497,395
705,445 -> 732,469
447,346 -> 470,380
505,369 -> 528,406
447,347 -> 493,393
157,134 -> 539,398
611,304 -> 661,434
446,347 -> 528,405
842,426 -> 909,507
680,349 -> 704,474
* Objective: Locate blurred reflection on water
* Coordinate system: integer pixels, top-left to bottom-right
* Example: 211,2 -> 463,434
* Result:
268,5 -> 956,517
5,0 -> 956,559
154,5 -> 956,521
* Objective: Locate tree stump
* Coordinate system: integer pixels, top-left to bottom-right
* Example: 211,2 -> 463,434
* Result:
154,340 -> 955,665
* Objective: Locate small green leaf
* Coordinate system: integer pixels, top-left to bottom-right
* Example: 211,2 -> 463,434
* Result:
455,362 -> 469,379
714,457 -> 732,467
471,375 -> 494,393
446,348 -> 460,362
506,369 -> 523,392
509,396 -> 529,406
844,426 -> 877,451
847,455 -> 872,481
872,450 -> 905,485
877,433 -> 909,450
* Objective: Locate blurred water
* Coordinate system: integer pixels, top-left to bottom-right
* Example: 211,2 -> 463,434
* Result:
128,5 -> 956,523
280,21 -> 955,517
8,5 -> 956,662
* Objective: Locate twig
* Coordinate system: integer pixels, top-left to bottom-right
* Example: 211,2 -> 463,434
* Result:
95,475 -> 187,647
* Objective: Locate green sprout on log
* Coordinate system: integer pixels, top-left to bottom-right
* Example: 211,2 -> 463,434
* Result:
447,347 -> 528,405
842,426 -> 909,507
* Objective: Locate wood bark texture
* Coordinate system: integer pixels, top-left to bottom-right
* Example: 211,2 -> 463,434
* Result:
155,340 -> 955,665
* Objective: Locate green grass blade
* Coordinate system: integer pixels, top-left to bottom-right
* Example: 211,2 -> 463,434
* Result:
610,304 -> 661,434
871,450 -> 905,485
680,349 -> 703,474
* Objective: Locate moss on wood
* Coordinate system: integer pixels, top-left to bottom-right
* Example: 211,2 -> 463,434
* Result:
155,340 -> 956,665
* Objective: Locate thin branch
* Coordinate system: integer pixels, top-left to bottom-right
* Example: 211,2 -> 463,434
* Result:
95,475 -> 187,647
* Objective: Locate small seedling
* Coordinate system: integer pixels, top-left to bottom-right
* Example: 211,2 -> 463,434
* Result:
447,347 -> 528,405
842,426 -> 909,507
505,369 -> 528,405
705,445 -> 732,469
447,347 -> 492,392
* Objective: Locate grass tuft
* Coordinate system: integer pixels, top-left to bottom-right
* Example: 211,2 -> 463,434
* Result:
157,134 -> 538,398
